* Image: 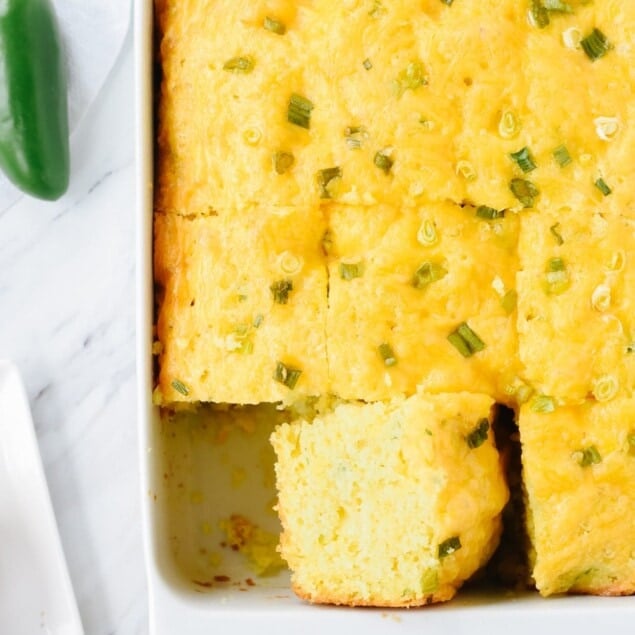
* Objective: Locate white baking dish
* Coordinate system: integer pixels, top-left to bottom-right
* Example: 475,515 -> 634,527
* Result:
134,2 -> 635,632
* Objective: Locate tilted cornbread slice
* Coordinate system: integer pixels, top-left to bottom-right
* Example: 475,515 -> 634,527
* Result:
519,398 -> 635,596
271,392 -> 509,606
154,208 -> 328,404
517,209 -> 635,405
326,202 -> 520,404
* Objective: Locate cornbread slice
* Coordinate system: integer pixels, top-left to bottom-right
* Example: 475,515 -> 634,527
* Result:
517,209 -> 635,404
326,202 -> 520,403
520,3 -> 635,218
519,398 -> 635,596
271,391 -> 508,606
154,208 -> 328,404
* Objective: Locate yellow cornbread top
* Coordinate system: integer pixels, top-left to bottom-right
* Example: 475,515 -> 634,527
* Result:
156,0 -> 635,216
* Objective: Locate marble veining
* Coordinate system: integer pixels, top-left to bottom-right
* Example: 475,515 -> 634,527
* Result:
0,33 -> 146,635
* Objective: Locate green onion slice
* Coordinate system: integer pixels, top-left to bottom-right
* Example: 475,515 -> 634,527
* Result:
578,445 -> 602,467
339,261 -> 364,280
171,379 -> 190,396
363,58 -> 373,70
438,536 -> 461,559
510,178 -> 539,207
476,205 -> 505,220
374,149 -> 394,174
595,177 -> 612,196
345,125 -> 368,150
273,151 -> 295,174
530,394 -> 556,413
264,16 -> 286,34
378,342 -> 398,367
270,279 -> 293,304
530,0 -> 549,28
466,418 -> 490,449
553,145 -> 572,167
273,361 -> 302,389
223,56 -> 255,73
317,166 -> 342,198
510,146 -> 537,173
287,93 -> 314,129
412,261 -> 448,290
581,28 -> 611,61
448,322 -> 486,358
394,60 -> 428,98
550,223 -> 564,245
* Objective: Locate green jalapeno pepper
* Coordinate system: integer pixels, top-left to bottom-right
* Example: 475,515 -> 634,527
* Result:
0,0 -> 69,200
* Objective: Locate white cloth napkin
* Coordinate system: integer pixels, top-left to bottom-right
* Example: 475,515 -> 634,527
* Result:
0,0 -> 131,209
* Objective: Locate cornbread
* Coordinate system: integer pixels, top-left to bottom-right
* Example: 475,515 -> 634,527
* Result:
326,202 -> 519,403
153,0 -> 635,604
271,392 -> 507,606
520,399 -> 635,596
154,208 -> 328,404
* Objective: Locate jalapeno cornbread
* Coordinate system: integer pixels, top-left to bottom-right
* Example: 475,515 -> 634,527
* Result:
154,0 -> 635,603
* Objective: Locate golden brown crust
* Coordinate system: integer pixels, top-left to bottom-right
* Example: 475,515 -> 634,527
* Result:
290,581 -> 457,608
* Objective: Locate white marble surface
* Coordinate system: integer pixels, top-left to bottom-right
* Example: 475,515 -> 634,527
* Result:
0,28 -> 146,635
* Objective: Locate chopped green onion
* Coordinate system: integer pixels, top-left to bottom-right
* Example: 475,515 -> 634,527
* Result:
592,375 -> 618,402
378,342 -> 397,367
498,110 -> 520,139
374,149 -> 394,174
223,56 -> 255,73
273,151 -> 295,174
466,418 -> 490,449
544,257 -> 570,294
476,205 -> 505,220
412,261 -> 448,290
339,261 -> 364,280
270,279 -> 293,304
394,60 -> 428,98
577,445 -> 602,467
501,289 -> 518,314
510,178 -> 539,207
510,146 -> 537,173
438,536 -> 461,559
369,0 -> 386,17
363,58 -> 373,70
417,219 -> 438,246
595,177 -> 612,196
421,569 -> 439,595
530,394 -> 556,414
627,343 -> 635,355
316,166 -> 342,198
287,93 -> 314,129
543,0 -> 572,11
171,379 -> 190,396
550,222 -> 564,245
547,257 -> 565,272
253,314 -> 264,328
273,361 -> 302,389
553,145 -> 572,167
581,28 -> 611,61
455,160 -> 477,181
263,16 -> 286,34
627,432 -> 635,455
447,322 -> 486,358
344,125 -> 368,150
441,0 -> 454,5
529,0 -> 550,28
